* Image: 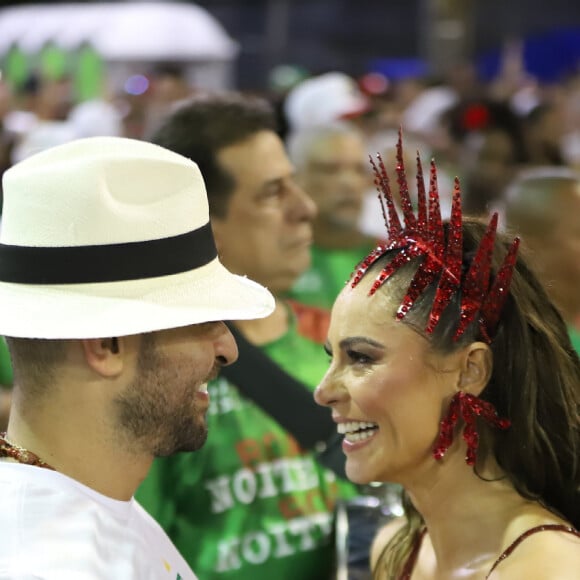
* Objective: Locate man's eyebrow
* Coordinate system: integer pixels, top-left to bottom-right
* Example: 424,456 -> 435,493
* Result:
339,336 -> 385,350
263,176 -> 284,187
259,170 -> 298,190
256,177 -> 284,195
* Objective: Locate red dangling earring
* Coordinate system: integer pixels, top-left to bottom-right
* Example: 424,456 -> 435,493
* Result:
433,392 -> 511,466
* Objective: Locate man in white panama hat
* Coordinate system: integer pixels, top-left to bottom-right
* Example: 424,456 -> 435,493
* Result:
0,136 -> 275,579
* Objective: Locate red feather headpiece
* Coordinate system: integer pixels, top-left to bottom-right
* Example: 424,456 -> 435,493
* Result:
351,130 -> 520,343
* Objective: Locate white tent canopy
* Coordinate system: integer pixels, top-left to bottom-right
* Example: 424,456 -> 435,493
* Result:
0,2 -> 239,61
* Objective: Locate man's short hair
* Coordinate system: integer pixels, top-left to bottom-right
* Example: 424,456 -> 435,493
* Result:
150,92 -> 277,217
4,337 -> 66,397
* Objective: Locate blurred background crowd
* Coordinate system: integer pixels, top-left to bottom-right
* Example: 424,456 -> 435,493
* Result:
0,1 -> 578,210
0,1 -> 578,401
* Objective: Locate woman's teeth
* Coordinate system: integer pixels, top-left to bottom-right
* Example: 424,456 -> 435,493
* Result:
337,421 -> 379,442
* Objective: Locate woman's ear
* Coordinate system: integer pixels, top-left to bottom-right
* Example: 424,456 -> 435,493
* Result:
459,342 -> 493,396
81,337 -> 124,378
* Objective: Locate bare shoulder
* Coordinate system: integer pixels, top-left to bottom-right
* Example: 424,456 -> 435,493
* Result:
489,527 -> 580,579
370,517 -> 406,570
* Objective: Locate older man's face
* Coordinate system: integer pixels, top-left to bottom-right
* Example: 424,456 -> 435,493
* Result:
211,130 -> 316,296
298,133 -> 369,231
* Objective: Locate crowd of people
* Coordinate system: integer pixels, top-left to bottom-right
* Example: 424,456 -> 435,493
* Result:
0,55 -> 578,580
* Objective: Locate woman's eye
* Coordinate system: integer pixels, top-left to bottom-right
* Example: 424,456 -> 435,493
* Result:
347,350 -> 372,365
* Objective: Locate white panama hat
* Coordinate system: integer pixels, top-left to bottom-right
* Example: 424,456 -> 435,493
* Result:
0,136 -> 275,338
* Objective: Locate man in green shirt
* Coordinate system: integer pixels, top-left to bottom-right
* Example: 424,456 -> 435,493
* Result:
137,94 -> 357,579
286,122 -> 379,309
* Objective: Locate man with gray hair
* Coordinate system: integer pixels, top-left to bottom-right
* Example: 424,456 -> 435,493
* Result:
500,166 -> 580,352
286,121 -> 379,311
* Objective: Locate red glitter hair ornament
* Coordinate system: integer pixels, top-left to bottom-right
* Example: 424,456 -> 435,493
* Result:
351,129 -> 520,343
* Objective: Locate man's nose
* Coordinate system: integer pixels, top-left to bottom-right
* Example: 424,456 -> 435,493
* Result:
213,322 -> 239,366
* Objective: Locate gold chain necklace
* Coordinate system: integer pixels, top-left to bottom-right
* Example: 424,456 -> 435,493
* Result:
0,432 -> 55,470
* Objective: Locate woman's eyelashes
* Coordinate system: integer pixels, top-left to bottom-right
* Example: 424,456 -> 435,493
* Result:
323,344 -> 333,364
324,342 -> 380,366
346,349 -> 374,365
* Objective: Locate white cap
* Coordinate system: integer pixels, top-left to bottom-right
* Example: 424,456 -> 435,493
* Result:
284,72 -> 369,131
403,86 -> 458,136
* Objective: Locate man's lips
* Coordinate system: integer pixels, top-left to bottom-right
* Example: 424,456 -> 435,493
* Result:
286,236 -> 313,249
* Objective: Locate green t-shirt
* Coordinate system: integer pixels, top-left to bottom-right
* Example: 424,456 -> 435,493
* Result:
0,337 -> 13,386
288,243 -> 377,309
569,325 -> 580,355
137,317 -> 357,580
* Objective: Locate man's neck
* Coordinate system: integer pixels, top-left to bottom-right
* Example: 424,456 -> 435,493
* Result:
6,393 -> 152,501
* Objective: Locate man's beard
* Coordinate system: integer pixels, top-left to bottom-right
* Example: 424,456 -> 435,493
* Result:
113,334 -> 210,457
325,200 -> 362,231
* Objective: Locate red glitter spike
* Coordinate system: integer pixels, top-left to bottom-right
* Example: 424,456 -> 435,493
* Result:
426,179 -> 463,334
416,153 -> 427,232
397,254 -> 443,320
433,392 -> 462,460
454,214 -> 498,340
434,392 -> 511,465
369,155 -> 389,234
460,392 -> 511,465
479,237 -> 520,337
395,129 -> 417,231
427,160 -> 444,257
370,154 -> 402,240
350,245 -> 387,288
426,270 -> 460,333
446,178 -> 463,281
368,246 -> 424,296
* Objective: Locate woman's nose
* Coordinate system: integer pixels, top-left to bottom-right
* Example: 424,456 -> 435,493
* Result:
314,371 -> 346,407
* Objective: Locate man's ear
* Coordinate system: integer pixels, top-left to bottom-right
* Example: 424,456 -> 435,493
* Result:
81,337 -> 124,378
458,342 -> 493,396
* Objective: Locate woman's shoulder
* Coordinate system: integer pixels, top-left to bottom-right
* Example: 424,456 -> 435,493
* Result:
370,517 -> 407,570
489,524 -> 580,579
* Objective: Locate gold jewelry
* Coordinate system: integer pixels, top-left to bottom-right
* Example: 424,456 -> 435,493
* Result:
0,432 -> 55,470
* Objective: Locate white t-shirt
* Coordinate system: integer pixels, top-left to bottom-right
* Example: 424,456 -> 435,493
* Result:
0,462 -> 197,580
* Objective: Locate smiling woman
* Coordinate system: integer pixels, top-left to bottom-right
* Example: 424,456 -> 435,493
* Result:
315,132 -> 580,579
